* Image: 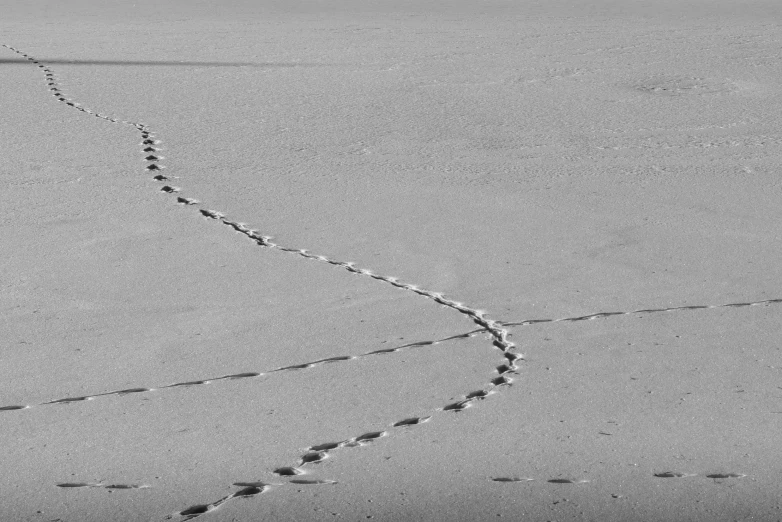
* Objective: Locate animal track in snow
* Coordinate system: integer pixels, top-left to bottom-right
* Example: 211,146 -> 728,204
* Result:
706,473 -> 746,480
273,467 -> 304,477
56,483 -> 150,490
0,331 -> 488,412
392,416 -> 431,427
501,298 -> 782,328
4,44 -> 775,519
165,484 -> 272,521
654,471 -> 698,478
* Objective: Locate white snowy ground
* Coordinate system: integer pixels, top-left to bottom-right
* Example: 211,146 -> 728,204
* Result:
2,1 -> 782,520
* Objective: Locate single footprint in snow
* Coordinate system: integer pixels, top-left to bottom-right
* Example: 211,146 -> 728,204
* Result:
273,467 -> 304,476
706,473 -> 746,479
309,442 -> 343,452
0,405 -> 27,411
547,478 -> 590,484
654,472 -> 697,478
442,400 -> 472,412
393,416 -> 431,427
300,452 -> 328,465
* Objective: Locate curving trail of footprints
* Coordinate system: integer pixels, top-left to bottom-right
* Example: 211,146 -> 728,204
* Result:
2,45 -> 761,519
4,45 -> 521,519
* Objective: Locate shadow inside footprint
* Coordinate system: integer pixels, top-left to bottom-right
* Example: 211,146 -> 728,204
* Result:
393,417 -> 430,427
706,473 -> 745,479
274,467 -> 303,476
300,452 -> 327,464
654,472 -> 696,478
309,442 -> 342,452
0,405 -> 27,411
232,486 -> 263,497
180,505 -> 210,516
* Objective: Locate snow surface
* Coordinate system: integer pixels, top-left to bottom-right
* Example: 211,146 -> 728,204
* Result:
2,1 -> 782,520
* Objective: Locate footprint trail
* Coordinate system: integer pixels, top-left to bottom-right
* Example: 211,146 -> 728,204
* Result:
4,45 -> 773,520
3,45 -> 519,519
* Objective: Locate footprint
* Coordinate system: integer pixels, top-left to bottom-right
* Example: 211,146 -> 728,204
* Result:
491,375 -> 513,386
273,467 -> 304,476
232,486 -> 264,497
232,481 -> 279,488
219,372 -> 261,380
0,405 -> 27,411
341,431 -> 387,447
492,477 -> 534,483
300,452 -> 327,464
308,442 -> 343,452
289,479 -> 337,485
199,209 -> 223,219
442,400 -> 471,412
706,473 -> 746,479
547,478 -> 590,484
503,352 -> 523,363
47,396 -> 91,404
179,505 -> 210,516
56,482 -> 149,489
114,388 -> 150,395
653,472 -> 697,478
465,390 -> 493,400
366,348 -> 399,355
315,356 -> 355,364
357,431 -> 385,441
166,380 -> 209,388
392,416 -> 431,427
278,363 -> 314,371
